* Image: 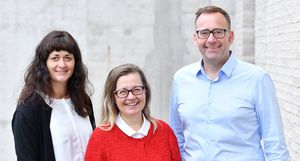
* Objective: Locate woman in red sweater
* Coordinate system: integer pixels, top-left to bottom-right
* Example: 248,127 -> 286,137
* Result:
85,63 -> 181,161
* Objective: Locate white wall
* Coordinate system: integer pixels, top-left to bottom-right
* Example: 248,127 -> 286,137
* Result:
255,0 -> 300,160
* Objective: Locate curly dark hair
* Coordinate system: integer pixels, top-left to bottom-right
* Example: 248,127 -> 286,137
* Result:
18,30 -> 93,117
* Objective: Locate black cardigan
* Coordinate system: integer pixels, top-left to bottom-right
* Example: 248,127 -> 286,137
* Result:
12,93 -> 96,161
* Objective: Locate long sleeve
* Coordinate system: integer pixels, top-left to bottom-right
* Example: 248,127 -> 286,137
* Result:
169,79 -> 185,155
85,128 -> 106,161
12,107 -> 40,161
168,55 -> 291,161
256,74 -> 290,161
168,124 -> 182,161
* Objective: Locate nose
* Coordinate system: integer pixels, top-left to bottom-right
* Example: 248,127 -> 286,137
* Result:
58,58 -> 66,67
207,33 -> 217,42
126,91 -> 137,99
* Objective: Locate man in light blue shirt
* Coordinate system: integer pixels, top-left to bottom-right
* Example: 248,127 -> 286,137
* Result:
169,5 -> 290,161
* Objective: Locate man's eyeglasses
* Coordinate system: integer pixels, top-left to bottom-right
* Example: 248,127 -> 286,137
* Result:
114,86 -> 145,98
196,28 -> 230,39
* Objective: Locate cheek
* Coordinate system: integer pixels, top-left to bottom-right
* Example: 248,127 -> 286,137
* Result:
114,97 -> 123,107
69,62 -> 75,71
193,37 -> 204,47
140,94 -> 147,104
46,62 -> 53,71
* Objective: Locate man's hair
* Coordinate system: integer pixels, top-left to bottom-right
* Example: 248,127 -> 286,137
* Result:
195,5 -> 231,29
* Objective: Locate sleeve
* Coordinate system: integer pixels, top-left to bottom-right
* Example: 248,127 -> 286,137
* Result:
12,107 -> 39,161
169,78 -> 185,155
168,124 -> 183,161
85,129 -> 106,161
256,74 -> 290,161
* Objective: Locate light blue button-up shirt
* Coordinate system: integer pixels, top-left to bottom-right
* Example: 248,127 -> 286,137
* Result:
169,53 -> 290,161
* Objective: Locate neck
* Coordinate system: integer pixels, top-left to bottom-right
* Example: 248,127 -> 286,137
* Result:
51,82 -> 68,99
203,61 -> 222,80
203,54 -> 230,80
120,113 -> 143,131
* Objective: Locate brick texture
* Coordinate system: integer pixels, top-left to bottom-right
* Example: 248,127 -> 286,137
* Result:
255,0 -> 300,160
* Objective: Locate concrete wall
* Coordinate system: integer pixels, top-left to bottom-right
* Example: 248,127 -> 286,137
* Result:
2,0 -> 299,160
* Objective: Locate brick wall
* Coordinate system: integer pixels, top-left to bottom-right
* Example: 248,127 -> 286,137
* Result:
234,1 -> 255,63
255,0 -> 300,160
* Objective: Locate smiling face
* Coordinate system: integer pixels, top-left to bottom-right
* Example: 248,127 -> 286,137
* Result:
114,72 -> 146,120
46,50 -> 75,87
193,12 -> 234,65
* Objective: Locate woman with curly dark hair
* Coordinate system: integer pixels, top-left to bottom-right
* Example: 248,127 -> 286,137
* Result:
12,30 -> 95,161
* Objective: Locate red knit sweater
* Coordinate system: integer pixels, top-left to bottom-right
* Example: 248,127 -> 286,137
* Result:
85,120 -> 182,161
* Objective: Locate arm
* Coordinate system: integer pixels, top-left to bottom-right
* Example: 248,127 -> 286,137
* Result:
256,74 -> 290,161
168,125 -> 183,161
85,128 -> 106,161
12,106 -> 39,161
169,80 -> 185,155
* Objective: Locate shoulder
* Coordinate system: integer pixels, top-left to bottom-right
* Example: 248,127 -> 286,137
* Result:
155,119 -> 173,132
89,127 -> 105,141
12,101 -> 43,133
88,126 -> 120,146
90,127 -> 104,136
15,96 -> 49,116
13,94 -> 52,124
237,60 -> 267,75
90,125 -> 116,138
15,102 -> 40,119
173,62 -> 200,80
234,60 -> 272,83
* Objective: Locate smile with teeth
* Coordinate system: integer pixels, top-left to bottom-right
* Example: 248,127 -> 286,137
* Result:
125,102 -> 139,106
205,44 -> 221,49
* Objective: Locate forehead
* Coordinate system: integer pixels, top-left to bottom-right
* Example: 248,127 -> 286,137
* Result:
116,72 -> 142,88
49,50 -> 73,56
196,12 -> 228,29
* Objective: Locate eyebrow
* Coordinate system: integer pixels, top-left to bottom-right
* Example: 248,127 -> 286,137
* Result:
50,53 -> 73,57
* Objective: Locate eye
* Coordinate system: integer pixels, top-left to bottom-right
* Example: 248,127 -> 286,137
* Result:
214,30 -> 223,34
50,57 -> 59,61
64,56 -> 73,62
117,90 -> 128,96
132,86 -> 144,95
199,30 -> 209,35
132,88 -> 142,94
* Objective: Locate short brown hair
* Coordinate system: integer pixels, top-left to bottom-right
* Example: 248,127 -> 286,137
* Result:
195,6 -> 231,29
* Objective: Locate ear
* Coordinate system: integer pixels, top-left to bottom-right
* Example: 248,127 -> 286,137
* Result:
193,32 -> 199,46
228,31 -> 234,44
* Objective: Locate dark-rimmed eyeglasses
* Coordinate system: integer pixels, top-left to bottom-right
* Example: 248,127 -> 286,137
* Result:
114,86 -> 145,98
196,28 -> 230,39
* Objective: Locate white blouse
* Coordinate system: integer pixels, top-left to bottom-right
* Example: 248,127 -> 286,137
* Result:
115,114 -> 150,138
44,97 -> 93,161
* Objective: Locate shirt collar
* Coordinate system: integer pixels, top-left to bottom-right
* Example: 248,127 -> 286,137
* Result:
115,113 -> 150,138
196,51 -> 237,78
220,52 -> 237,78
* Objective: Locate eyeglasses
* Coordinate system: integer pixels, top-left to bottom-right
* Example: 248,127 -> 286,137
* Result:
196,28 -> 229,39
114,86 -> 145,98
